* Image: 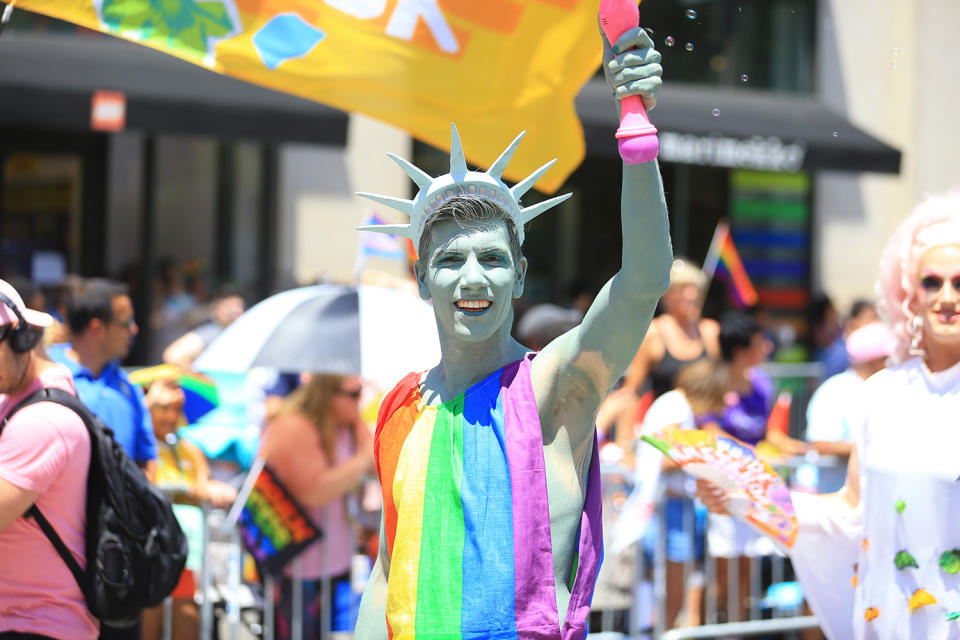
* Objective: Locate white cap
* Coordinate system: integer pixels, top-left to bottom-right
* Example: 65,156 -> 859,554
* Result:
0,279 -> 55,328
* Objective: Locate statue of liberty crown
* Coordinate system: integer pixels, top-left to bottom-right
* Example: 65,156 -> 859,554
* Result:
356,123 -> 572,248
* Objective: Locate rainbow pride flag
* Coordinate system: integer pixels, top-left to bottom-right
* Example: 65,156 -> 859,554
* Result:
237,464 -> 321,576
703,221 -> 759,308
374,355 -> 602,639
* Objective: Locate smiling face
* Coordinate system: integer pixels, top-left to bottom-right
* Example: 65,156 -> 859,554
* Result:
415,218 -> 527,344
913,244 -> 960,357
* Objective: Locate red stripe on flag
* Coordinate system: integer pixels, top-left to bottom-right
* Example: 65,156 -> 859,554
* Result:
757,287 -> 809,309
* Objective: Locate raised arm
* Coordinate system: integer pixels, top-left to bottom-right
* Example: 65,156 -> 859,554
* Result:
532,26 -> 671,437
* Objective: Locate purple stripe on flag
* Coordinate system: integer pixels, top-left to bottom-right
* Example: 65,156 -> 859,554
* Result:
561,434 -> 604,639
500,355 -> 560,637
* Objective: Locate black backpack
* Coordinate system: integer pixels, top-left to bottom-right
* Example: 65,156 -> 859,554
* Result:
0,387 -> 189,628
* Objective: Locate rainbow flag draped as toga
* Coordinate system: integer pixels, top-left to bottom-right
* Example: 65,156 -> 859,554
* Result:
374,355 -> 602,639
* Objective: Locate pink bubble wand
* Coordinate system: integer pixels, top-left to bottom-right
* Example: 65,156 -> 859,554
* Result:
599,0 -> 659,164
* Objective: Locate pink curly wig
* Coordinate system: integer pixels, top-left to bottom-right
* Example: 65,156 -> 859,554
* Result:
877,189 -> 960,363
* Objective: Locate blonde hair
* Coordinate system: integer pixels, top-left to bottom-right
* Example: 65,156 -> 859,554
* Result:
276,373 -> 346,459
669,257 -> 707,290
675,358 -> 729,417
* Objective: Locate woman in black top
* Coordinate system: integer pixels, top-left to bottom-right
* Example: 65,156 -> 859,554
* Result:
624,257 -> 720,398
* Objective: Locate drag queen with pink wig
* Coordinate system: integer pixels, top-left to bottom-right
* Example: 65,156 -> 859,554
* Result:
700,191 -> 960,639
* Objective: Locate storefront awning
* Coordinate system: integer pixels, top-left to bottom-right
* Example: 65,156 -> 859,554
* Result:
0,32 -> 348,145
576,79 -> 901,174
1,32 -> 900,174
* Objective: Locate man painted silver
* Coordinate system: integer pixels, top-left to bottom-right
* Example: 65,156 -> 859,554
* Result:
355,24 -> 670,637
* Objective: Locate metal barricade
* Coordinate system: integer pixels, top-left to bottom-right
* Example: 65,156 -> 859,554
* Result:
591,484 -> 832,638
588,362 -> 840,638
761,361 -> 824,440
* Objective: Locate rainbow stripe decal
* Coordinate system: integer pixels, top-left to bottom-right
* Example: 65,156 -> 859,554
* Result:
374,356 -> 602,639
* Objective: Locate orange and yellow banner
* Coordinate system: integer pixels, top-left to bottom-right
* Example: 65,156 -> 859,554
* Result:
9,0 -> 604,193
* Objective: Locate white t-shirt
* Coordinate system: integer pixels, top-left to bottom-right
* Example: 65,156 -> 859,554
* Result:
637,390 -> 695,497
804,368 -> 866,492
792,356 -> 960,640
608,391 -> 694,554
804,368 -> 865,443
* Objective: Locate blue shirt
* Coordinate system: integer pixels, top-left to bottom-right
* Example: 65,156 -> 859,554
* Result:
48,344 -> 157,464
819,335 -> 850,382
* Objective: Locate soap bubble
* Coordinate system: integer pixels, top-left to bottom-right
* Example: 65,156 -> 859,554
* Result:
712,108 -> 720,117
685,42 -> 695,51
685,9 -> 698,19
740,74 -> 749,82
664,36 -> 676,47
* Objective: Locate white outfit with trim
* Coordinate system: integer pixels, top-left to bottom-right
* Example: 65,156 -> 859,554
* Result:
791,356 -> 960,640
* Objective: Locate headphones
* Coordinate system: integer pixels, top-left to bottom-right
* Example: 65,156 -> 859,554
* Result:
0,291 -> 42,354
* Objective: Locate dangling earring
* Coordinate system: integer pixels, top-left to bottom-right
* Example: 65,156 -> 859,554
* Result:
907,314 -> 924,357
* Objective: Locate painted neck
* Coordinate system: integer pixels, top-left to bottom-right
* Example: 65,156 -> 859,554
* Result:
431,314 -> 528,400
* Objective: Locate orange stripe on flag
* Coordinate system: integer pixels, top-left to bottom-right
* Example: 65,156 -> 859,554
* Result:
530,0 -> 580,9
441,0 -> 524,34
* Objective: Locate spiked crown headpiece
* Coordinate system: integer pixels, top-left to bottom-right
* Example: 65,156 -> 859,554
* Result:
357,124 -> 572,248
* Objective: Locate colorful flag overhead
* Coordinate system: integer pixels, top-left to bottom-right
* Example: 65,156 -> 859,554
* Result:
10,0 -> 604,193
703,220 -> 759,308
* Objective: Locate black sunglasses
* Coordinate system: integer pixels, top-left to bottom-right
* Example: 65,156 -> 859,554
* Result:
920,274 -> 960,294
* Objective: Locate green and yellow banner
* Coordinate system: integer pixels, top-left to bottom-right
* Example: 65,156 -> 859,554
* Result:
9,0 -> 603,192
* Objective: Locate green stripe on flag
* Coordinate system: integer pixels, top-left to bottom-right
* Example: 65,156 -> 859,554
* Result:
730,198 -> 809,223
415,398 -> 465,633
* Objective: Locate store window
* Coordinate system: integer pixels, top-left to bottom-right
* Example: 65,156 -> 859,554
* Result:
1,152 -> 83,281
622,0 -> 815,94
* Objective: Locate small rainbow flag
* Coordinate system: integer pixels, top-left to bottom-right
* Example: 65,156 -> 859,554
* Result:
237,464 -> 321,576
703,221 -> 759,308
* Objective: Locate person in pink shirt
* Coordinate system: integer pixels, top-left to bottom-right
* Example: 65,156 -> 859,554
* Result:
0,279 -> 98,640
